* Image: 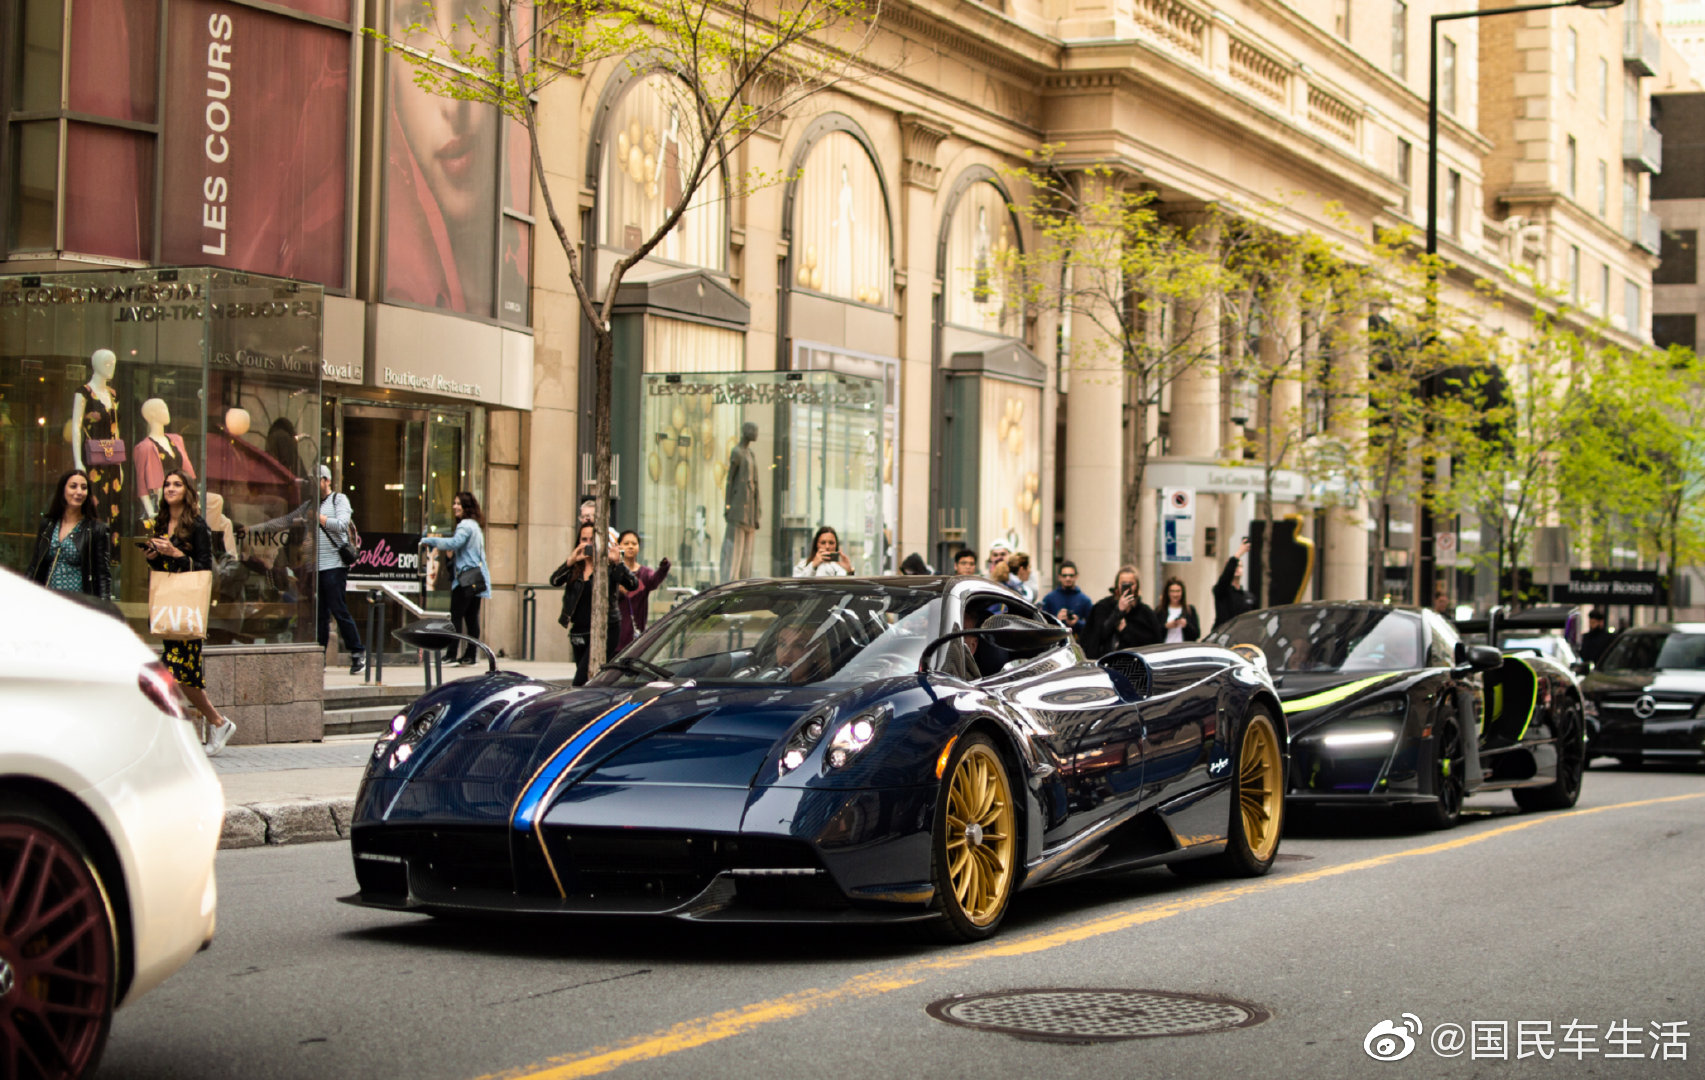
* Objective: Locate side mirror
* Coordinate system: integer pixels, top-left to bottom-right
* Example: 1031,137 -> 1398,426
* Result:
1571,660 -> 1593,677
393,617 -> 499,672
1452,642 -> 1503,676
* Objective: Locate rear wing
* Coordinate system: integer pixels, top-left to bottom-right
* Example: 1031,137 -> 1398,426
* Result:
1454,605 -> 1580,644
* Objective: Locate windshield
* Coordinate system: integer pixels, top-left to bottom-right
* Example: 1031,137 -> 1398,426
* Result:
1598,631 -> 1705,672
1208,607 -> 1423,673
610,582 -> 942,686
1502,636 -> 1573,663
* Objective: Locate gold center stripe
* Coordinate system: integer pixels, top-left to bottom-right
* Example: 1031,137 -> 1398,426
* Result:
475,792 -> 1705,1080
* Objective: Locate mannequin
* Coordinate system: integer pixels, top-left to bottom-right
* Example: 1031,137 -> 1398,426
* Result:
722,421 -> 760,580
71,348 -> 123,557
135,398 -> 196,519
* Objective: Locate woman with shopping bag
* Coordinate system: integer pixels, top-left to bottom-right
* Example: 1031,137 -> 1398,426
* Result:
145,469 -> 235,755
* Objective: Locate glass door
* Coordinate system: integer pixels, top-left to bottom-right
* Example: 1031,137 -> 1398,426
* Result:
341,405 -> 427,533
424,410 -> 468,535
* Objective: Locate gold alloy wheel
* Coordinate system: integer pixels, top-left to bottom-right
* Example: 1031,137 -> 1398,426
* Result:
943,743 -> 1016,926
1239,714 -> 1283,862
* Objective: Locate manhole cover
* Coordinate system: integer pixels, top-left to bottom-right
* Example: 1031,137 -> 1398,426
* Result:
926,988 -> 1269,1043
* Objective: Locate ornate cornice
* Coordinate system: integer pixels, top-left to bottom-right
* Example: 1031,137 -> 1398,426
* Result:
899,113 -> 954,190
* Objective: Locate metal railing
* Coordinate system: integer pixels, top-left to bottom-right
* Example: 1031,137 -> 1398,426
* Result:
1623,21 -> 1660,78
347,580 -> 435,687
1623,124 -> 1662,174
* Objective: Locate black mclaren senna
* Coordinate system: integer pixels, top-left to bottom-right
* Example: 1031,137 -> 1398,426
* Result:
1206,602 -> 1587,829
343,576 -> 1288,940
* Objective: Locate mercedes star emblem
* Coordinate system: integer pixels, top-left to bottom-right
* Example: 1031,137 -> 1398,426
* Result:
1633,695 -> 1658,720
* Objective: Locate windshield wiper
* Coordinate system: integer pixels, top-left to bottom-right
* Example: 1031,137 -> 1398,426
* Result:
604,656 -> 674,682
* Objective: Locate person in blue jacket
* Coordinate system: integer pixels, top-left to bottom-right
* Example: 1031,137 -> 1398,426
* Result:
1042,560 -> 1095,639
420,491 -> 492,664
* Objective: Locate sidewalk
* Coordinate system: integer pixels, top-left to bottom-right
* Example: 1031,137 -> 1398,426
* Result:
214,735 -> 373,849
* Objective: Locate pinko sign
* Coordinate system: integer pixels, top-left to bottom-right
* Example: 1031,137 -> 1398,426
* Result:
348,532 -> 424,582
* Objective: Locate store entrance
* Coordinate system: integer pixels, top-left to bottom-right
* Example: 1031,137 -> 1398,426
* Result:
338,404 -> 471,533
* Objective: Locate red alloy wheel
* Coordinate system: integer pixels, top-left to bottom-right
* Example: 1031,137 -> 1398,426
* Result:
0,815 -> 116,1080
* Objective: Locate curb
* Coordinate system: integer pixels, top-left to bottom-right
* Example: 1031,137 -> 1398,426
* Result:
220,797 -> 355,849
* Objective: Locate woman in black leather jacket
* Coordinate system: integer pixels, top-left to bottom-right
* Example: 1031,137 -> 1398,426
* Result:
551,521 -> 638,685
145,469 -> 235,755
28,469 -> 112,599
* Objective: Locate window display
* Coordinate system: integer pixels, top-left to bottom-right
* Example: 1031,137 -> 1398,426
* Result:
944,179 -> 1020,336
0,267 -> 322,645
791,131 -> 891,306
599,72 -> 726,270
638,371 -> 883,589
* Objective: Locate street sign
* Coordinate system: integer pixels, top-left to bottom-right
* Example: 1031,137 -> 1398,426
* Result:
1162,487 -> 1196,519
1161,487 -> 1195,562
1436,531 -> 1457,567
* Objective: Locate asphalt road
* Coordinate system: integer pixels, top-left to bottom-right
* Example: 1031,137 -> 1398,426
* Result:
98,766 -> 1705,1080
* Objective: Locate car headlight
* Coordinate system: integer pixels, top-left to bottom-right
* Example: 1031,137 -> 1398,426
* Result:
375,703 -> 448,769
1341,696 -> 1406,722
825,706 -> 889,770
778,707 -> 834,778
1321,729 -> 1398,749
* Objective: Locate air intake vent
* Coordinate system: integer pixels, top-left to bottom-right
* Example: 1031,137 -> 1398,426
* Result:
1099,653 -> 1151,700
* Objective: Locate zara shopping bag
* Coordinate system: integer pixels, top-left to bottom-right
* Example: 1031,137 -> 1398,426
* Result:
148,570 -> 213,640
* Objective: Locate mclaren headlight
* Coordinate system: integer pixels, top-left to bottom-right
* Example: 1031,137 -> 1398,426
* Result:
1315,697 -> 1405,753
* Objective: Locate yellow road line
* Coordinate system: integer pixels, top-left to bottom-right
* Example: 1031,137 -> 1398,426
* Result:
478,792 -> 1705,1080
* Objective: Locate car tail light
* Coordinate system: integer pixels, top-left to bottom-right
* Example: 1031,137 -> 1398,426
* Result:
139,661 -> 188,721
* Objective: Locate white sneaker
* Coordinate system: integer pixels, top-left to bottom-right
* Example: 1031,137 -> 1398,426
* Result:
205,719 -> 237,757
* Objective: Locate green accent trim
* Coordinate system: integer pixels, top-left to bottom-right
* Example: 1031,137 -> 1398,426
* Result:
1441,758 -> 1451,777
1513,657 -> 1538,741
1280,674 -> 1399,715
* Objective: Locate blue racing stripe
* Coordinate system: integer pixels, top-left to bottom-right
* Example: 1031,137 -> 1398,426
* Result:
511,701 -> 643,832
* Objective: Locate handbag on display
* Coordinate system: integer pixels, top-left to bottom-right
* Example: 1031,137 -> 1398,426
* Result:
456,565 -> 486,592
148,569 -> 213,641
84,438 -> 127,466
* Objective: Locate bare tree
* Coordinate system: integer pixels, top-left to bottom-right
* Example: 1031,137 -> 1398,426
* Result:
378,0 -> 881,672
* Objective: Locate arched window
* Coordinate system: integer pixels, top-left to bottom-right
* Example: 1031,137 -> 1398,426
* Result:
599,71 -> 725,271
790,129 -> 891,306
943,179 -> 1020,336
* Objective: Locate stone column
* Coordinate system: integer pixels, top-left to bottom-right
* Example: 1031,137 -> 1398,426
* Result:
1322,309 -> 1369,600
898,114 -> 951,568
1061,171 -> 1131,594
1156,206 -> 1222,613
516,68 -> 587,662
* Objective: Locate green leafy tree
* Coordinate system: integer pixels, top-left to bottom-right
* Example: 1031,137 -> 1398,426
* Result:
376,0 -> 879,671
1003,154 -> 1233,564
1437,293 -> 1597,608
1568,345 -> 1705,617
1219,213 -> 1372,605
1356,228 -> 1496,601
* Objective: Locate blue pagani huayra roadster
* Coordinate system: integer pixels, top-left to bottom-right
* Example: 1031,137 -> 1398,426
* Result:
343,576 -> 1288,940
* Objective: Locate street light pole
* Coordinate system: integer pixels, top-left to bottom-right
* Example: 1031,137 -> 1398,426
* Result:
1419,0 -> 1622,604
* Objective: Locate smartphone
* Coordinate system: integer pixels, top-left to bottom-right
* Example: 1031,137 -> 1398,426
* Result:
134,539 -> 153,551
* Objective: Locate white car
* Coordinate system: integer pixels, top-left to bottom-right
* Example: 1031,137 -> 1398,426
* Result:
0,569 -> 222,1078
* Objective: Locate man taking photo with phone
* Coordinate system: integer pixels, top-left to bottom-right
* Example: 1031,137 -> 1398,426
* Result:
1084,566 -> 1162,659
1042,561 -> 1094,639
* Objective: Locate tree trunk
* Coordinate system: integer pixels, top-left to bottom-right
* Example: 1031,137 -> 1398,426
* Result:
1123,375 -> 1150,566
1260,415 -> 1274,608
589,325 -> 615,673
